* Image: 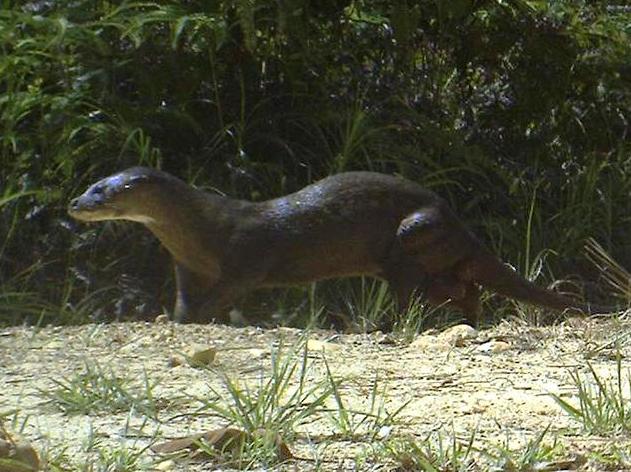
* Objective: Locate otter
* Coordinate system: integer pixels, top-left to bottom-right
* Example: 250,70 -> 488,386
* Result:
68,167 -> 612,326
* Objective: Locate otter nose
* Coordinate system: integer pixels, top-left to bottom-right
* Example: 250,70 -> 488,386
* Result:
69,197 -> 80,211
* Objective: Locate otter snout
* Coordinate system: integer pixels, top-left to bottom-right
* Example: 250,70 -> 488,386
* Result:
68,198 -> 87,220
68,197 -> 81,213
68,181 -> 156,224
67,196 -> 87,218
67,190 -> 108,220
68,194 -> 94,214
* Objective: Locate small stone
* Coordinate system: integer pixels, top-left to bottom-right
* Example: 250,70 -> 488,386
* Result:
168,355 -> 185,367
246,348 -> 266,359
306,339 -> 341,353
185,344 -> 216,367
153,330 -> 173,342
410,335 -> 444,350
155,459 -> 176,470
438,324 -> 478,347
154,314 -> 170,324
477,340 -> 511,354
44,340 -> 66,350
377,425 -> 393,439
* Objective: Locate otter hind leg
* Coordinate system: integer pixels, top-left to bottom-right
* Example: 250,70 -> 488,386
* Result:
396,207 -> 483,324
397,207 -> 446,256
385,268 -> 482,329
455,283 -> 482,325
397,207 -> 476,274
426,275 -> 482,325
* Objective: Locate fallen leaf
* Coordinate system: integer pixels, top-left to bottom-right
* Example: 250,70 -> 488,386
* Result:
151,427 -> 293,462
0,425 -> 41,472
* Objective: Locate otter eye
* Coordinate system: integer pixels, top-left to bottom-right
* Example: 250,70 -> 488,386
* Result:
92,185 -> 104,194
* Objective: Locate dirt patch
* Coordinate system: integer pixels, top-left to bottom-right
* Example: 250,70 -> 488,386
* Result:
2,317 -> 631,470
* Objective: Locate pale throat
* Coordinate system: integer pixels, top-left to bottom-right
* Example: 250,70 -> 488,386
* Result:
145,216 -> 221,278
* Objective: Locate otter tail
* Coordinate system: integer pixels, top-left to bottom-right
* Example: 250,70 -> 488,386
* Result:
466,253 -> 615,315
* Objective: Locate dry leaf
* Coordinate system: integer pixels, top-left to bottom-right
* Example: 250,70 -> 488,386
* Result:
151,427 -> 293,462
0,425 -> 41,472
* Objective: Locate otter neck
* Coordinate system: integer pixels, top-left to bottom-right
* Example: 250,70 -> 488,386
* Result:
138,186 -> 236,278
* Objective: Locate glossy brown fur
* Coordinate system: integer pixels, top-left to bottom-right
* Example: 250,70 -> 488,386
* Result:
69,167 -> 611,326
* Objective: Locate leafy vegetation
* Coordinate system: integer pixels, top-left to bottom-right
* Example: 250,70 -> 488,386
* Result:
361,426 -> 578,471
360,428 -> 477,471
484,426 -> 569,471
553,354 -> 631,435
189,338 -> 407,468
44,416 -> 158,471
195,340 -> 334,441
1,0 -> 629,325
324,362 -> 409,440
41,361 -> 162,417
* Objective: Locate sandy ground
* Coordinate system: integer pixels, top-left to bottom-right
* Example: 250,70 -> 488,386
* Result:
2,316 -> 631,471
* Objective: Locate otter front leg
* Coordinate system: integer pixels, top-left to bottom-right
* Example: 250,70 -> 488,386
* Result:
173,264 -> 234,323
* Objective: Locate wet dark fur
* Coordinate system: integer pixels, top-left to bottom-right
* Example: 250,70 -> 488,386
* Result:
69,167 -> 612,326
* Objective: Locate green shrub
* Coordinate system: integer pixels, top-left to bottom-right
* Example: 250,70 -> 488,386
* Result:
1,1 -> 629,325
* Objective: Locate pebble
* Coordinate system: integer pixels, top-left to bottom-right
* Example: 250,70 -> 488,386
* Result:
155,459 -> 176,470
411,324 -> 478,351
437,324 -> 478,346
154,314 -> 170,324
185,343 -> 217,367
306,339 -> 342,353
477,340 -> 511,354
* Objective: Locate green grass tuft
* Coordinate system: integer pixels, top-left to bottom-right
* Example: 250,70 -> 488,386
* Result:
323,359 -> 410,440
361,428 -> 476,471
41,361 -> 161,417
189,339 -> 332,466
484,426 -> 568,471
553,355 -> 631,435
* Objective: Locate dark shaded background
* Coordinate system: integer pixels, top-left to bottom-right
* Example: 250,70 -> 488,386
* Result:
1,0 -> 629,325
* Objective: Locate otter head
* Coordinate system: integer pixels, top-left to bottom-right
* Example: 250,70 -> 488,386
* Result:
68,167 -> 172,224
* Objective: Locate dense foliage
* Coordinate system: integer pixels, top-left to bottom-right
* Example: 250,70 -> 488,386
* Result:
1,0 -> 629,325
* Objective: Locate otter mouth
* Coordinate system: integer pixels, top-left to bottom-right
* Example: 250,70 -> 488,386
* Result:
68,200 -> 121,222
68,198 -> 155,224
